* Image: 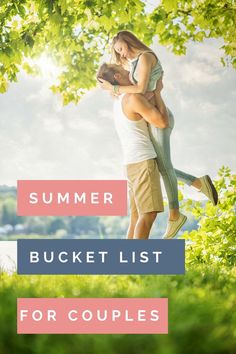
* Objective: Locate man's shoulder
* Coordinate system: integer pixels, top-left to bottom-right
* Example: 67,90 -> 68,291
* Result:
121,94 -> 141,121
121,93 -> 139,106
121,94 -> 132,113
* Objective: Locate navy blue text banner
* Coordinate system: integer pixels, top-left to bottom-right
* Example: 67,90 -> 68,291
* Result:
17,239 -> 185,275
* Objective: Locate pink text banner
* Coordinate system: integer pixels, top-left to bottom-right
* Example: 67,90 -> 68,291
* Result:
17,298 -> 168,334
17,180 -> 127,216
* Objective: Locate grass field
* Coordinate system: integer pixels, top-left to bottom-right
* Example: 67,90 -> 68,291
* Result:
0,264 -> 235,354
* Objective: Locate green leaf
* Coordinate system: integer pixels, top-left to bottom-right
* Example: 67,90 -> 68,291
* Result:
162,0 -> 178,12
0,75 -> 8,93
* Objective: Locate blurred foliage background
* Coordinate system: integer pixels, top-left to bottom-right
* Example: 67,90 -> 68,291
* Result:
0,0 -> 236,103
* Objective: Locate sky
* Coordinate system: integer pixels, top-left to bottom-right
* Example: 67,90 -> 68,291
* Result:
0,38 -> 235,200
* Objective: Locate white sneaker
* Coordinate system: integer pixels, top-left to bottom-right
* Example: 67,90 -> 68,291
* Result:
162,213 -> 187,239
199,175 -> 218,206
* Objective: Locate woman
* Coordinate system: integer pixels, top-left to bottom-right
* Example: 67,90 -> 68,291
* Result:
99,30 -> 218,239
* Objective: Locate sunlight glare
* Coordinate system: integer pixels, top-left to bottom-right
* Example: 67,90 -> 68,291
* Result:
33,54 -> 62,82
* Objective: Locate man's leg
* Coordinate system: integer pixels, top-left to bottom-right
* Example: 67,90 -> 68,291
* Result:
127,159 -> 164,239
134,211 -> 157,239
126,179 -> 139,239
127,210 -> 139,239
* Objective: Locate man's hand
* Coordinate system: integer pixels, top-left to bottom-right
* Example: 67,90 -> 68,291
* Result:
155,77 -> 163,92
144,92 -> 155,100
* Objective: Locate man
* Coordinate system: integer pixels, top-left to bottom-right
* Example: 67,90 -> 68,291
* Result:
97,64 -> 218,239
97,63 -> 168,239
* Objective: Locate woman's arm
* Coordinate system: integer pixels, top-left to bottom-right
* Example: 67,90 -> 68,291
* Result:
99,53 -> 154,94
119,54 -> 153,94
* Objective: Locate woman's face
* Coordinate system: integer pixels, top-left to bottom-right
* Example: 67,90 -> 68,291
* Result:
114,40 -> 133,60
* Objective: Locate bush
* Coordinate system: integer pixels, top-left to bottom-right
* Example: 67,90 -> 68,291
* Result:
181,167 -> 236,268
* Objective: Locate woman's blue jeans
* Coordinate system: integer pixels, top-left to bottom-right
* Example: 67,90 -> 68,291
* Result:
148,108 -> 196,209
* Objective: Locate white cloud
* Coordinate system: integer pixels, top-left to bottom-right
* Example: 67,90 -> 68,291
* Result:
180,61 -> 221,84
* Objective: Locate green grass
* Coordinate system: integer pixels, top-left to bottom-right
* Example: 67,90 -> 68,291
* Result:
0,265 -> 235,354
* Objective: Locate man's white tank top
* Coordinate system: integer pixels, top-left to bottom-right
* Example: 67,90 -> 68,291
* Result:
113,96 -> 157,164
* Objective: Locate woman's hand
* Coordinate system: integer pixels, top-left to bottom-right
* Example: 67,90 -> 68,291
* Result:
97,78 -> 113,91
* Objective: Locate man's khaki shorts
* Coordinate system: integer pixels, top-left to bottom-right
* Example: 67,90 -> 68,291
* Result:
126,158 -> 164,215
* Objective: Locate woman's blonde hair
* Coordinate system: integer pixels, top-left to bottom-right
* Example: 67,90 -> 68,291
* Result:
111,30 -> 151,66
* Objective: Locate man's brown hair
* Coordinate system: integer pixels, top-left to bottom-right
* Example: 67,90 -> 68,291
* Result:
96,63 -> 119,85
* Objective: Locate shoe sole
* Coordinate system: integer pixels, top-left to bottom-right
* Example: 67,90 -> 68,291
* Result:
163,215 -> 187,240
205,175 -> 218,206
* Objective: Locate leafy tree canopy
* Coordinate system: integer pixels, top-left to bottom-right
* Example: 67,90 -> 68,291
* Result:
0,0 -> 235,104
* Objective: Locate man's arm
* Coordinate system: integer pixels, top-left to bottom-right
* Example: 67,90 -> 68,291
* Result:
154,91 -> 169,127
123,93 -> 168,128
153,78 -> 169,126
